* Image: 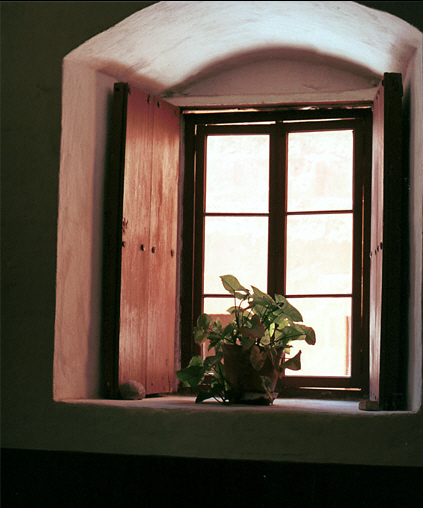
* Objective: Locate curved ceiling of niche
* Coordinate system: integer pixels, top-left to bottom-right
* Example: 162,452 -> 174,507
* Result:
164,47 -> 383,105
67,0 -> 421,102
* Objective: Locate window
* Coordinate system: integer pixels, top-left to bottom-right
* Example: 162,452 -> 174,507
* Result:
103,74 -> 406,409
180,74 -> 406,408
181,109 -> 372,398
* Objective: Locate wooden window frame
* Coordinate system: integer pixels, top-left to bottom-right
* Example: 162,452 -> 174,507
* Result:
180,107 -> 373,399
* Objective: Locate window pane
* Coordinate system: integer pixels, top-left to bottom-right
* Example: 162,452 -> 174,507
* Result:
287,130 -> 353,212
206,135 -> 269,213
204,216 -> 268,294
285,297 -> 351,377
286,214 -> 352,295
203,297 -> 235,322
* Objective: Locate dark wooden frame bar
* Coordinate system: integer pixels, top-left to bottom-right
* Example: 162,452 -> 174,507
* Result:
101,83 -> 129,398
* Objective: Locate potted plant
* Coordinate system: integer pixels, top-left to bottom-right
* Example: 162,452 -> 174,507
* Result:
177,275 -> 316,405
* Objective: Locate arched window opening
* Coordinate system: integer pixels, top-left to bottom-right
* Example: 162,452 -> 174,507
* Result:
53,2 -> 422,412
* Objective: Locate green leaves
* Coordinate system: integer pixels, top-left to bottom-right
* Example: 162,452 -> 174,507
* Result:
282,350 -> 302,371
196,380 -> 228,404
250,345 -> 267,371
251,286 -> 274,305
239,314 -> 265,341
203,352 -> 223,371
197,313 -> 212,330
220,274 -> 249,299
274,294 -> 303,322
298,325 -> 316,345
195,390 -> 215,404
177,275 -> 317,403
240,336 -> 256,350
279,324 -> 307,341
193,313 -> 213,343
176,356 -> 205,388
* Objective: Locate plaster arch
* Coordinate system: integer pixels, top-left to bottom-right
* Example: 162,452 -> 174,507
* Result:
54,1 -> 423,401
66,0 -> 421,104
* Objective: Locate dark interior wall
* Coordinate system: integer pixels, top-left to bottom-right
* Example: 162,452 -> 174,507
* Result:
2,2 -> 423,507
3,449 -> 423,508
359,0 -> 423,26
1,0 -> 158,409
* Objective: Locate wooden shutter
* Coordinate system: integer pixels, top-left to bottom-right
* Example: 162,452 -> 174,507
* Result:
146,97 -> 180,393
364,73 -> 405,410
102,83 -> 180,398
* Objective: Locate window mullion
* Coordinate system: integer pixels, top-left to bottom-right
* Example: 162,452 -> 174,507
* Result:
268,123 -> 287,296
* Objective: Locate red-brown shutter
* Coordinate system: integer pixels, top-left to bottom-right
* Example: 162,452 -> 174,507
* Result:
145,97 -> 180,394
103,83 -> 180,398
365,73 -> 405,410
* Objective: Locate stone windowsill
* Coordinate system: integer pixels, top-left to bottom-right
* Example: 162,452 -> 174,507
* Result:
58,394 -> 403,414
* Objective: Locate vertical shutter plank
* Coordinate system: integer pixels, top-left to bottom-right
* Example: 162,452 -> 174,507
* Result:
147,98 -> 180,394
368,80 -> 384,405
118,87 -> 154,390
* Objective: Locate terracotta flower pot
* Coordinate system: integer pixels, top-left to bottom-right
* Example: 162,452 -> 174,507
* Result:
222,343 -> 282,404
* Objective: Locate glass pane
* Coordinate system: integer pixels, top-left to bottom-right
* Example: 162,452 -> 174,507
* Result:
206,135 -> 269,213
285,297 -> 351,377
204,216 -> 268,294
203,297 -> 235,325
287,130 -> 353,212
286,214 -> 352,295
